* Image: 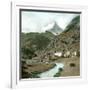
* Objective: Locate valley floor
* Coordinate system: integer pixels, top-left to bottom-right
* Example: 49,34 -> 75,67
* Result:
55,57 -> 80,77
21,56 -> 80,78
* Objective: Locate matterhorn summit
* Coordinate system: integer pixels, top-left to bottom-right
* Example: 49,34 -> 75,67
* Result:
42,21 -> 63,35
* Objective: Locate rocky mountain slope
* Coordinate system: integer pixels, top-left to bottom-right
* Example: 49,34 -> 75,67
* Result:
21,31 -> 55,59
40,15 -> 80,61
21,15 -> 80,62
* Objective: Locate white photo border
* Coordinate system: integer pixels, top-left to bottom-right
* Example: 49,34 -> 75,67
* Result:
11,1 -> 88,88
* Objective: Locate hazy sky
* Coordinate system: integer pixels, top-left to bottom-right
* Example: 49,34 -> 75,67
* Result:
21,11 -> 79,33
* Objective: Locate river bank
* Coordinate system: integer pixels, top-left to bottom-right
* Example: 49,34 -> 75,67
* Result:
38,63 -> 64,78
21,63 -> 56,78
53,56 -> 80,77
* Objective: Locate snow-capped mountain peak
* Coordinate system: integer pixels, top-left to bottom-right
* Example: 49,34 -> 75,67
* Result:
42,21 -> 63,35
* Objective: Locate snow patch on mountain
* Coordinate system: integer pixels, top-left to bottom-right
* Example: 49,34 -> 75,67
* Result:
42,21 -> 63,35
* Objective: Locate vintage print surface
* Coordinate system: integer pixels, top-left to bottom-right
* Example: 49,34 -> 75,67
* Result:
20,9 -> 80,79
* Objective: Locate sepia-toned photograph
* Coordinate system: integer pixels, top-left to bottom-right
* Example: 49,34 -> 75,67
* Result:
20,9 -> 80,79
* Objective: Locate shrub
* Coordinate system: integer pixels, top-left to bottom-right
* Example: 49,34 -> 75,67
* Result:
59,68 -> 63,72
70,63 -> 76,67
54,68 -> 63,77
